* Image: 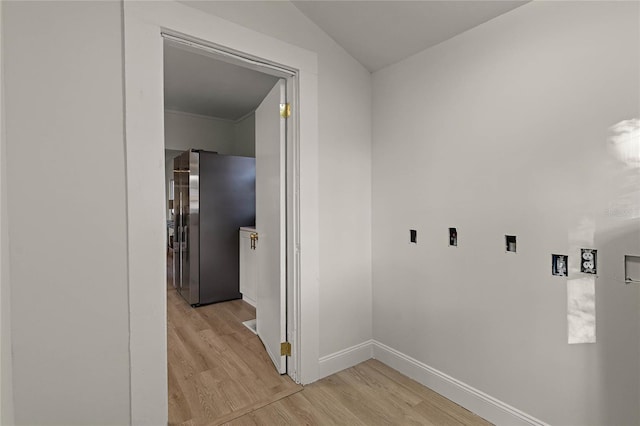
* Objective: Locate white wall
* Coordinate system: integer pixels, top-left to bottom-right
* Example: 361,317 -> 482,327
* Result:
164,110 -> 235,153
234,112 -> 255,158
3,2 -> 130,424
0,1 -> 14,423
182,0 -> 373,364
164,110 -> 256,157
372,2 -> 639,425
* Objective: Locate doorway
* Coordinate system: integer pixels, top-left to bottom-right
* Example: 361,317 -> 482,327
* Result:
123,3 -> 319,423
162,35 -> 299,422
163,34 -> 295,374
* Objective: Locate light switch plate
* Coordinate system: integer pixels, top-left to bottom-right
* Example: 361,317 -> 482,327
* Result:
505,235 -> 516,253
449,228 -> 457,246
552,254 -> 568,277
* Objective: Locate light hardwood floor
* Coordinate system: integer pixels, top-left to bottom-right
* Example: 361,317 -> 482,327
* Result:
225,359 -> 492,426
167,255 -> 492,426
167,276 -> 302,425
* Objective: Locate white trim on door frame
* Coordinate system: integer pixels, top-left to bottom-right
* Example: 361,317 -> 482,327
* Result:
123,2 -> 320,425
0,2 -> 15,423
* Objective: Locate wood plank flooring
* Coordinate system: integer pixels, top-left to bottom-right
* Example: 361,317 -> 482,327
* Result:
167,254 -> 492,425
167,255 -> 302,426
223,360 -> 492,426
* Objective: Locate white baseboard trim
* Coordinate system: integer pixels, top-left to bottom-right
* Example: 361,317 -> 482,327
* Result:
318,339 -> 373,378
372,340 -> 549,426
242,295 -> 256,307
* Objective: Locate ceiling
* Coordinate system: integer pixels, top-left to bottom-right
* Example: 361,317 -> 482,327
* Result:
165,1 -> 529,118
292,1 -> 528,72
164,43 -> 279,120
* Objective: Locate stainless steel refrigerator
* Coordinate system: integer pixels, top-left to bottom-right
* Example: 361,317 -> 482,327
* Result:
173,150 -> 255,306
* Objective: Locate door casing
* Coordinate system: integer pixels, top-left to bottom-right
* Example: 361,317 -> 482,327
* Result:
123,2 -> 320,425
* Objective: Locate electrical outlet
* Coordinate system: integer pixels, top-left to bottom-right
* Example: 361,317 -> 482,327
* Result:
580,249 -> 597,274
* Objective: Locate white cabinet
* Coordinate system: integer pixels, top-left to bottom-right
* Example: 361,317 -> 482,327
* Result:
239,227 -> 257,307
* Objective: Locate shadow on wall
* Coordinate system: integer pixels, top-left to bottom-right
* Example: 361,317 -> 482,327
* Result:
593,118 -> 640,424
595,223 -> 639,424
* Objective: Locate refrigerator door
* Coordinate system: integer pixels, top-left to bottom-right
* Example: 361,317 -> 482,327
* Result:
187,151 -> 200,305
198,152 -> 255,305
173,154 -> 184,293
174,150 -> 199,306
173,150 -> 255,307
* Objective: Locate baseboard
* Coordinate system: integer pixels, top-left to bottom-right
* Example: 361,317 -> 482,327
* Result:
242,295 -> 256,307
318,339 -> 374,378
317,339 -> 548,425
372,340 -> 549,426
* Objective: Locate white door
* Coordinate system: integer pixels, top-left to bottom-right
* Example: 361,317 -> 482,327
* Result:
255,79 -> 287,374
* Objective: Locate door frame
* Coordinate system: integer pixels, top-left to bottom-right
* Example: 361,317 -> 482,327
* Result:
123,2 -> 320,425
0,2 -> 15,423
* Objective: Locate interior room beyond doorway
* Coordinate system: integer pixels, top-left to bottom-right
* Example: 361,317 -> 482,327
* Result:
163,37 -> 297,422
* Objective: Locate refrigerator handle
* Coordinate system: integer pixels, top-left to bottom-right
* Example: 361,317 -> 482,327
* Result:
184,225 -> 188,250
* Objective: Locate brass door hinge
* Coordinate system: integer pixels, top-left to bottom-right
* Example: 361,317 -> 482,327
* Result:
280,103 -> 291,118
280,341 -> 291,356
250,232 -> 258,250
